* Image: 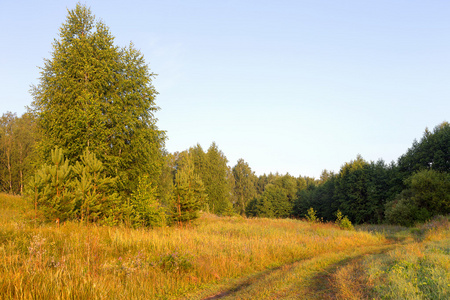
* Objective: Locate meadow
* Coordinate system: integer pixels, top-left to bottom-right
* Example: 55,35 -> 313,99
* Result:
1,193 -> 449,299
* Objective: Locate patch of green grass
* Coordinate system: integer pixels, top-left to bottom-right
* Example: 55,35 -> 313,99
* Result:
361,221 -> 450,300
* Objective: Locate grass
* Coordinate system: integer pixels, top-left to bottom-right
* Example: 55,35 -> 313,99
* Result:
328,218 -> 450,300
1,193 -> 448,299
0,193 -> 385,299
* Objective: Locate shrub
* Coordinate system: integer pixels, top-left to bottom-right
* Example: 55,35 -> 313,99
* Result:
335,210 -> 354,230
306,207 -> 318,223
158,250 -> 193,273
385,190 -> 433,227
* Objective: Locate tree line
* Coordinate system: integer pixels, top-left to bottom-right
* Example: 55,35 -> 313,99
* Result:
1,4 -> 449,227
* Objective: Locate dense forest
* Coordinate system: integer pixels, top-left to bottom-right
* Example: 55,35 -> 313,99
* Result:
1,4 -> 449,227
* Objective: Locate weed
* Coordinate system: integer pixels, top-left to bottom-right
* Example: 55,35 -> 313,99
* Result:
157,249 -> 193,273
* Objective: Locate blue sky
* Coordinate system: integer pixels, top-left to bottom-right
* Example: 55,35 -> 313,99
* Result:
1,0 -> 448,178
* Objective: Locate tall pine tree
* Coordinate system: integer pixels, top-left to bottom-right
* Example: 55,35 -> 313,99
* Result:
30,4 -> 165,197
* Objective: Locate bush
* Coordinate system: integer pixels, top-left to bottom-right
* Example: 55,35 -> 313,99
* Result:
384,190 -> 433,227
157,250 -> 193,273
306,207 -> 318,223
335,210 -> 354,230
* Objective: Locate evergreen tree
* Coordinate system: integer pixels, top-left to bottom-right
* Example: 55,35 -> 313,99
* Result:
29,147 -> 74,221
157,152 -> 176,207
255,174 -> 269,196
72,148 -> 120,223
333,155 -> 370,223
398,122 -> 450,178
173,154 -> 207,226
130,174 -> 166,228
30,4 -> 165,197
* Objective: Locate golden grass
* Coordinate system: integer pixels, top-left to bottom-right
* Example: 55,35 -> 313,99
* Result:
0,194 -> 387,299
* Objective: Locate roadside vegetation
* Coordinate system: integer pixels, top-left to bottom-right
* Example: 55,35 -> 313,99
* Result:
2,193 -> 449,299
0,193 -> 382,299
331,217 -> 450,300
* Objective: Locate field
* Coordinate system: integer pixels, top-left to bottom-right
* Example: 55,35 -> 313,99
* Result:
1,193 -> 449,299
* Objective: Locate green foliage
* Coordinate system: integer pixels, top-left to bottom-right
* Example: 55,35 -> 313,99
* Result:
407,169 -> 450,214
156,153 -> 175,207
293,175 -> 337,222
221,200 -> 237,216
244,197 -> 259,217
28,146 -> 122,224
28,147 -> 74,221
180,143 -> 234,215
384,195 -> 432,227
72,148 -> 121,224
366,226 -> 450,300
385,169 -> 449,226
0,112 -> 38,194
397,122 -> 450,181
30,3 -> 165,197
332,156 -> 394,224
306,207 -> 318,223
157,250 -> 193,273
335,210 -> 354,230
246,174 -> 297,218
203,143 -> 233,214
333,155 -> 369,224
129,174 -> 166,228
173,154 -> 207,226
232,158 -> 257,215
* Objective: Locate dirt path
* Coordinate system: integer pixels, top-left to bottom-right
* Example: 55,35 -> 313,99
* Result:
188,243 -> 398,300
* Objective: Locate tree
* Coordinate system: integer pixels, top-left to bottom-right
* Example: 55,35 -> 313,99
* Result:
13,113 -> 39,194
29,147 -> 74,221
293,175 -> 337,221
232,159 -> 257,215
30,4 -> 165,197
157,152 -> 176,207
173,154 -> 207,226
72,148 -> 120,223
333,155 -> 370,224
248,173 -> 297,218
28,146 -> 121,223
200,142 -> 233,214
398,122 -> 450,179
0,112 -> 15,193
406,169 -> 450,214
129,174 -> 166,228
0,112 -> 38,194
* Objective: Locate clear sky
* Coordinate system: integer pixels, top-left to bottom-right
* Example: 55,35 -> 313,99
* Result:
1,0 -> 448,178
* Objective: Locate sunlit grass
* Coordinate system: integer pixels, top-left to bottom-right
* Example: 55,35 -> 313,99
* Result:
330,216 -> 450,300
0,193 -> 386,299
364,217 -> 450,300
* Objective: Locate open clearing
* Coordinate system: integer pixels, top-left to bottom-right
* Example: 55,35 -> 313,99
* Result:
1,193 -> 449,299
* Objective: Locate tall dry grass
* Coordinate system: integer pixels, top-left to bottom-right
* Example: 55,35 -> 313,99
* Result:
0,194 -> 385,299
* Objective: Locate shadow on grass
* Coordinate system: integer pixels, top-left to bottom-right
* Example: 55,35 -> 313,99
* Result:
303,254 -> 369,300
202,262 -> 294,300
